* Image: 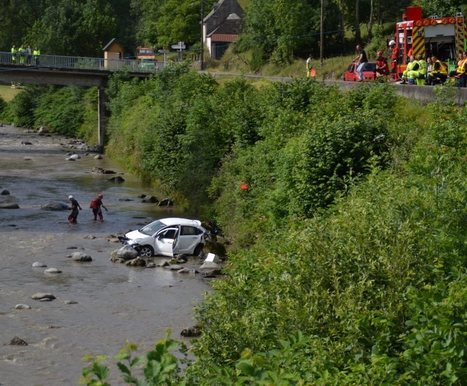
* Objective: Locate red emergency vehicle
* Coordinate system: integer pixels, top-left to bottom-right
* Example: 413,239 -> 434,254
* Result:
394,6 -> 466,77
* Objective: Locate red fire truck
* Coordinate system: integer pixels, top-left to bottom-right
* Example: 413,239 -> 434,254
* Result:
394,6 -> 466,76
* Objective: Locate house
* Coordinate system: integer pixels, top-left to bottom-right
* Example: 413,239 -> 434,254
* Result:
102,38 -> 124,69
203,0 -> 244,59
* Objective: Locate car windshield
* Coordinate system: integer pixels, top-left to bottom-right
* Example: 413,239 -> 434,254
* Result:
139,220 -> 167,235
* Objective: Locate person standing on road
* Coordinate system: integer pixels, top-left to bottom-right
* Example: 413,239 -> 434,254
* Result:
388,40 -> 399,79
353,44 -> 368,81
68,195 -> 82,224
90,193 -> 108,222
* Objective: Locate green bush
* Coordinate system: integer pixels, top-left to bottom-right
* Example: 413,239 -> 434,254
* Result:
34,86 -> 85,136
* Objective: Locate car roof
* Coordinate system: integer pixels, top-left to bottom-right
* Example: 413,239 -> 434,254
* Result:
158,217 -> 202,227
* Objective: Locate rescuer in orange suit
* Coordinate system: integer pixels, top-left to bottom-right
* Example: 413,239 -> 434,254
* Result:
388,40 -> 399,78
375,50 -> 389,77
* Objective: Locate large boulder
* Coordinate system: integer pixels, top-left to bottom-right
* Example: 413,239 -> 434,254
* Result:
111,245 -> 138,262
0,195 -> 19,209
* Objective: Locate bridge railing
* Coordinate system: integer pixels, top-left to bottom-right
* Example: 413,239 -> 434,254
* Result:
0,51 -> 163,73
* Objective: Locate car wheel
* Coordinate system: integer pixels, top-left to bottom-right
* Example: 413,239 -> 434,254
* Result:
138,245 -> 154,257
193,244 -> 204,256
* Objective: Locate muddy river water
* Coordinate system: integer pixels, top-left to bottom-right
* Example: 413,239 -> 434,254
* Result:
0,126 -> 210,385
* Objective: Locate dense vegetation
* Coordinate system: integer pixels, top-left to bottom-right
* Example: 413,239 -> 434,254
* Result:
2,65 -> 465,384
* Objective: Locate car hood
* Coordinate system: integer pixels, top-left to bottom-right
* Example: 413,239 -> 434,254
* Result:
125,229 -> 147,240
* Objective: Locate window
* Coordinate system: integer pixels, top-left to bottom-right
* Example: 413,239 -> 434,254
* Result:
159,229 -> 177,239
181,226 -> 202,236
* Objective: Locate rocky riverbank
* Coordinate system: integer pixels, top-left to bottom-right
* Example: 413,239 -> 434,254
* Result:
0,125 -> 213,385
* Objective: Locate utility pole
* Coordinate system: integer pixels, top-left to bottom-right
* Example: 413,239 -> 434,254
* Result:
320,0 -> 324,66
200,0 -> 204,71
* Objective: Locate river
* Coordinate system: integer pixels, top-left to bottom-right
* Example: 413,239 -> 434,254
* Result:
0,125 -> 210,385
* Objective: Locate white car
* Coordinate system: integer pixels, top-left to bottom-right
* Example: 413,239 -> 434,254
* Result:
122,217 -> 207,257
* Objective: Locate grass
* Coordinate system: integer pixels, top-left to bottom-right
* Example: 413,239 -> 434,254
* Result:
207,49 -> 355,80
0,84 -> 22,102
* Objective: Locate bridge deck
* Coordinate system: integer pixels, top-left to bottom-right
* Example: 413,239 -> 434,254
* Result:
0,51 -> 163,73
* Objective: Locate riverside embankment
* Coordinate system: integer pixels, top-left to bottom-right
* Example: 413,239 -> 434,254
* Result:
0,125 -> 210,385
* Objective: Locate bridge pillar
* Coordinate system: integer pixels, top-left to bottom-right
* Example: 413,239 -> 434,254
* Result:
97,87 -> 106,152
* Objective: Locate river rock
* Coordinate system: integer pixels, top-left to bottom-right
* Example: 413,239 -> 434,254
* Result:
158,198 -> 173,207
142,195 -> 158,203
32,262 -> 47,267
111,245 -> 138,261
71,252 -> 92,262
177,267 -> 194,274
10,336 -> 28,346
180,326 -> 201,337
31,293 -> 56,301
41,202 -> 69,211
64,300 -> 78,305
108,176 -> 125,183
166,264 -> 183,271
0,195 -> 19,209
66,154 -> 80,161
37,126 -> 49,134
91,167 -> 115,174
15,304 -> 32,310
0,189 -> 10,195
44,267 -> 62,274
94,154 -> 103,159
125,257 -> 146,267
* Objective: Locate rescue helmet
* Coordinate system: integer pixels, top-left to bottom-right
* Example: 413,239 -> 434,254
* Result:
98,193 -> 104,198
68,195 -> 74,199
389,40 -> 396,46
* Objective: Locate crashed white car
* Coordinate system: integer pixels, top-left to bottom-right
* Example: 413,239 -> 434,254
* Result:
121,217 -> 207,257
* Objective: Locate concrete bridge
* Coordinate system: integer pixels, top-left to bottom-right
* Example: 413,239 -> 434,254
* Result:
0,51 -> 163,150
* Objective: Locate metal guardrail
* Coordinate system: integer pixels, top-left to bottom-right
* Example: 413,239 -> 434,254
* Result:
0,51 -> 164,73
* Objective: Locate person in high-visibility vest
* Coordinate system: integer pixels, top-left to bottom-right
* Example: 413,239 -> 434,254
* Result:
427,56 -> 448,85
449,51 -> 467,87
33,48 -> 41,66
400,56 -> 418,84
18,45 -> 25,64
407,55 -> 427,85
11,45 -> 17,63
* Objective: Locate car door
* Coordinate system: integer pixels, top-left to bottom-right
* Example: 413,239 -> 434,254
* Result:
175,225 -> 203,254
154,227 -> 179,257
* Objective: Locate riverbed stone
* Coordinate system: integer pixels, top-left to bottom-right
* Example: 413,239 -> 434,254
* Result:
158,198 -> 174,207
0,195 -> 19,209
0,189 -> 10,195
64,300 -> 78,304
66,154 -> 80,160
108,176 -> 125,183
32,262 -> 47,267
31,293 -> 56,301
15,304 -> 32,310
111,245 -> 138,261
142,195 -> 158,203
125,257 -> 146,267
10,336 -> 28,346
180,326 -> 201,337
71,252 -> 92,262
44,267 -> 62,274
